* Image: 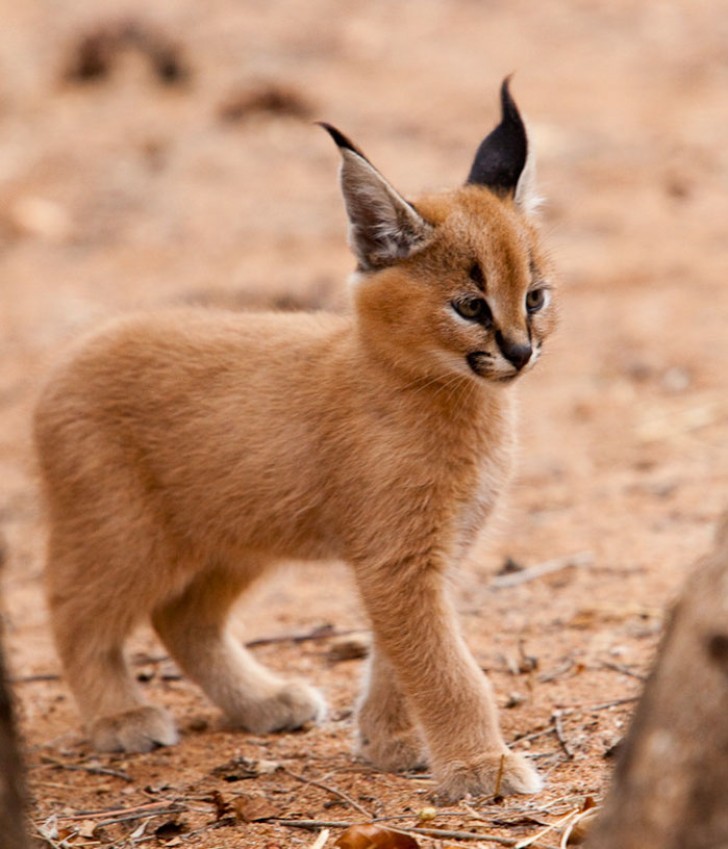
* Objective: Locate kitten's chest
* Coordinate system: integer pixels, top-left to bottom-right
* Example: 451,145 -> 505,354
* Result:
450,411 -> 515,556
454,455 -> 508,551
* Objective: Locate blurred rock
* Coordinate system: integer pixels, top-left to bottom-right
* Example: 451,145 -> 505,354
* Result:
8,196 -> 73,243
64,19 -> 190,85
218,82 -> 314,123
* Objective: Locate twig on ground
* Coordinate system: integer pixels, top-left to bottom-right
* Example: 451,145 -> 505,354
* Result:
282,768 -> 374,818
598,660 -> 648,681
538,659 -> 576,683
494,753 -> 506,798
514,696 -> 638,758
246,624 -> 363,648
40,755 -> 133,782
397,824 -> 551,846
583,696 -> 639,712
272,819 -> 353,829
544,696 -> 639,721
512,726 -> 556,746
398,770 -> 432,781
490,553 -> 593,589
32,820 -> 65,849
460,802 -> 548,828
374,811 -> 501,824
125,625 -> 366,669
54,801 -> 186,822
308,828 -> 331,849
514,807 -> 581,849
30,779 -> 79,792
95,806 -> 185,828
272,817 -> 559,847
552,711 -> 575,760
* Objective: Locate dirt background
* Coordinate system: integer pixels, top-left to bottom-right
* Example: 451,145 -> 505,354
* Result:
1,0 -> 727,847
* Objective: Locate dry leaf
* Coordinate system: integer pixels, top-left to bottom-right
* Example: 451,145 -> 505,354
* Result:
211,755 -> 281,781
77,820 -> 98,839
335,823 -> 420,849
233,794 -> 281,822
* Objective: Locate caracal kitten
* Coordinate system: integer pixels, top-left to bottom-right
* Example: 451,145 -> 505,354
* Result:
34,80 -> 557,801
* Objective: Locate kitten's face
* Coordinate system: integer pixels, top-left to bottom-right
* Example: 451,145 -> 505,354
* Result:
355,186 -> 557,386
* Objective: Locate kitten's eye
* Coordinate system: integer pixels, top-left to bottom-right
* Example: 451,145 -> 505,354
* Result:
526,288 -> 548,314
453,297 -> 492,324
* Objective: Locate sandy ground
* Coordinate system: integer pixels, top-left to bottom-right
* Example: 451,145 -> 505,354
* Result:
1,0 -> 727,846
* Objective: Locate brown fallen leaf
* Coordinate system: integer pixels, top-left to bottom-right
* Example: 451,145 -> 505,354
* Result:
76,820 -> 99,839
335,823 -> 420,849
211,755 -> 281,781
233,794 -> 282,823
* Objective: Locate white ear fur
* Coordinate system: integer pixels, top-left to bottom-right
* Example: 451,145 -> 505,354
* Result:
466,78 -> 543,214
514,144 -> 543,216
338,148 -> 433,270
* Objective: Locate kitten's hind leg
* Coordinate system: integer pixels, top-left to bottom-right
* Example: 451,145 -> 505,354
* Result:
48,537 -> 178,754
357,644 -> 428,771
151,564 -> 325,734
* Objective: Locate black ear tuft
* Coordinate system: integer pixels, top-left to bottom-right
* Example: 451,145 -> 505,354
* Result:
466,77 -> 528,196
317,122 -> 369,161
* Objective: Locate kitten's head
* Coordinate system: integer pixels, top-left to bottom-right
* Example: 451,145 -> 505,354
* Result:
322,79 -> 557,387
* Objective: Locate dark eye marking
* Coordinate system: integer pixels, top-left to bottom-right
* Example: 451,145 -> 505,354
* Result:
468,262 -> 486,292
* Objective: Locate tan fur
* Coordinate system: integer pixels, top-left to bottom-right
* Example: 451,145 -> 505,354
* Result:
34,112 -> 557,801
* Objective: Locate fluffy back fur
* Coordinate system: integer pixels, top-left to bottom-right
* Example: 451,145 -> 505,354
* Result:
34,79 -> 557,802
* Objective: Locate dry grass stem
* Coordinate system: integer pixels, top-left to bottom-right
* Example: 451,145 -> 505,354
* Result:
283,768 -> 374,818
490,553 -> 593,589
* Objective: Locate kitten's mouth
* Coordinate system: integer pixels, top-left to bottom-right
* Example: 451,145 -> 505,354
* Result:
466,348 -> 539,383
466,351 -> 518,383
466,351 -> 492,377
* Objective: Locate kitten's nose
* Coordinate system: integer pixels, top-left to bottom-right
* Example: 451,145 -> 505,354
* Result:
496,332 -> 532,370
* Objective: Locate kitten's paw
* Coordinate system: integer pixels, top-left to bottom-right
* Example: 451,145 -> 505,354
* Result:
357,728 -> 428,772
434,751 -> 542,803
90,706 -> 179,753
230,680 -> 326,734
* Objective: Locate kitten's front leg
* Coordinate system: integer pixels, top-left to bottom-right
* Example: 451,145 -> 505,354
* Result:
356,643 -> 428,772
354,559 -> 541,802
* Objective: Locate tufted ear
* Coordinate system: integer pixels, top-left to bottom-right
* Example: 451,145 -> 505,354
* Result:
320,123 -> 433,271
466,78 -> 538,212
